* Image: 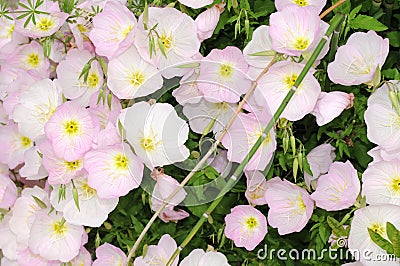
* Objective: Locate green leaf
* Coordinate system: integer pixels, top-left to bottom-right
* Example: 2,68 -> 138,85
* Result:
349,15 -> 388,31
32,195 -> 47,209
387,31 -> 400,47
332,0 -> 351,14
386,222 -> 400,257
327,216 -> 347,237
349,5 -> 362,21
368,228 -> 394,254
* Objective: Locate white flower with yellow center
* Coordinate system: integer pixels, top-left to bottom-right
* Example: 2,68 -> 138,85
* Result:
107,44 -> 163,99
13,79 -> 62,141
13,41 -> 50,78
348,205 -> 400,266
50,174 -> 119,227
0,16 -> 15,49
28,210 -> 84,262
120,101 -> 190,169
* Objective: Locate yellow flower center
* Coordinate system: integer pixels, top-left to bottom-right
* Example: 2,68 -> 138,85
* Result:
219,63 -> 233,78
81,182 -> 96,198
140,137 -> 157,152
294,0 -> 308,6
53,221 -> 67,236
26,53 -> 40,68
284,73 -> 298,88
244,216 -> 258,230
122,25 -> 133,39
296,196 -> 307,211
63,119 -> 80,136
77,24 -> 87,33
390,176 -> 400,193
369,223 -> 385,237
293,37 -> 310,51
86,72 -> 99,88
114,154 -> 129,170
160,33 -> 173,50
20,136 -> 32,148
36,17 -> 55,32
64,159 -> 82,171
129,71 -> 145,87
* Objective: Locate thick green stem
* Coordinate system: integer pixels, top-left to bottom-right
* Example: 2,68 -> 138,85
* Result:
369,0 -> 383,16
166,13 -> 345,266
383,0 -> 394,27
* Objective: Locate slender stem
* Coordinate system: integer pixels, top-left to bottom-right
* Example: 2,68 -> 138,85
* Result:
319,0 -> 347,19
125,56 -> 277,265
166,13 -> 345,266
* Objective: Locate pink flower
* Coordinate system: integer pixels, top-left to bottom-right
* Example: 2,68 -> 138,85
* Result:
150,169 -> 189,222
55,49 -> 104,106
28,209 -> 85,262
172,69 -> 203,105
0,174 -> 18,209
198,46 -> 251,103
304,143 -> 335,188
89,1 -> 136,59
180,249 -> 230,266
275,0 -> 327,13
84,142 -> 144,199
178,0 -> 213,9
195,5 -> 224,42
265,177 -> 314,235
221,112 -> 276,171
327,31 -> 389,86
364,81 -> 400,152
0,123 -> 32,169
93,243 -> 126,266
135,7 -> 200,78
107,44 -> 163,99
224,205 -> 267,251
311,161 -> 360,211
44,101 -> 98,162
362,159 -> 400,206
312,91 -> 354,126
15,0 -> 69,38
134,234 -> 179,266
244,171 -> 269,205
257,60 -> 321,121
269,6 -> 323,56
0,16 -> 15,49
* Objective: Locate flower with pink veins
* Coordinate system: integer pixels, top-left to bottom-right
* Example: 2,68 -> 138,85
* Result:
327,30 -> 389,86
89,1 -> 136,59
0,174 -> 17,209
364,81 -> 400,152
180,249 -> 230,266
244,171 -> 269,205
0,123 -> 33,169
0,16 -> 15,49
84,143 -> 144,198
178,0 -> 213,9
243,25 -> 275,77
12,79 -> 62,141
224,205 -> 267,251
150,169 -> 189,223
221,112 -> 276,171
14,0 -> 69,38
120,102 -> 190,169
39,140 -> 83,185
107,44 -> 163,99
183,98 -> 236,135
28,209 -> 84,262
311,91 -> 354,126
311,161 -> 360,211
50,172 -> 119,226
304,143 -> 335,189
362,159 -> 400,206
198,46 -> 251,103
269,6 -> 323,56
134,234 -> 179,266
257,60 -> 321,121
55,49 -> 104,106
10,41 -> 50,78
348,205 -> 400,266
195,4 -> 224,42
44,101 -> 98,162
265,177 -> 314,235
135,7 -> 200,78
275,0 -> 327,13
93,243 -> 126,266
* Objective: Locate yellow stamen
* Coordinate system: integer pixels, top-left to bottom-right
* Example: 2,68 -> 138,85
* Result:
219,63 -> 233,79
64,160 -> 82,171
114,154 -> 129,170
293,37 -> 310,51
20,136 -> 32,148
129,71 -> 145,87
86,72 -> 99,88
26,53 -> 40,68
294,0 -> 308,6
63,120 -> 80,136
36,17 -> 55,32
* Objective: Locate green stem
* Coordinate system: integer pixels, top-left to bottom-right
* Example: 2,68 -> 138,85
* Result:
324,19 -> 342,91
166,13 -> 345,266
383,0 -> 394,27
369,0 -> 383,16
